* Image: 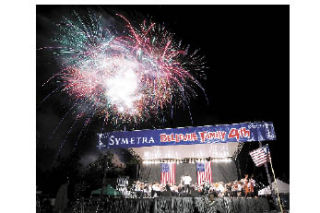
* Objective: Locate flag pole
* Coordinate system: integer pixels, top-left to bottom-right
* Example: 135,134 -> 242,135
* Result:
259,142 -> 281,212
259,142 -> 272,187
268,147 -> 284,213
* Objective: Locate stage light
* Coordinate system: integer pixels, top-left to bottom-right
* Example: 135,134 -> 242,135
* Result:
142,157 -> 232,165
211,158 -> 232,163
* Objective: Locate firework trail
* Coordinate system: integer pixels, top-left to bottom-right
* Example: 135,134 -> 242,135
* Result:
40,10 -> 207,131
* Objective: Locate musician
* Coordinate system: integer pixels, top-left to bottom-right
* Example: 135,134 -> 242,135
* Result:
244,179 -> 250,197
170,184 -> 179,196
162,184 -> 172,197
240,174 -> 249,197
181,175 -> 192,194
248,175 -> 256,197
231,181 -> 238,197
133,181 -> 140,191
216,182 -> 225,193
237,181 -> 243,197
55,177 -> 69,213
181,175 -> 192,185
241,174 -> 249,184
143,184 -> 152,197
151,182 -> 161,197
225,182 -> 232,197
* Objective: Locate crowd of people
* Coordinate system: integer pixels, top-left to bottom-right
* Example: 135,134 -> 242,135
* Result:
118,174 -> 259,198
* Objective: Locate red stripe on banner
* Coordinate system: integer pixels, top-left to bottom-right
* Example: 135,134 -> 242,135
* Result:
211,161 -> 214,183
169,164 -> 172,184
161,172 -> 164,185
203,172 -> 205,183
197,172 -> 200,185
174,163 -> 176,184
207,162 -> 211,184
161,173 -> 163,185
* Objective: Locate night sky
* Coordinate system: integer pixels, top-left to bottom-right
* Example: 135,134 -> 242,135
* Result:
37,5 -> 289,183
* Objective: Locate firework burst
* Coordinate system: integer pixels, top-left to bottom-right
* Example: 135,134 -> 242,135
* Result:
40,10 -> 207,129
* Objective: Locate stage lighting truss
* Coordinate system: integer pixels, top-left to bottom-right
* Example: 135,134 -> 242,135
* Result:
142,158 -> 232,165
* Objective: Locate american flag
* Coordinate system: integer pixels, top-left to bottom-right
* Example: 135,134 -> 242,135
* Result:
196,162 -> 212,185
249,145 -> 271,167
161,163 -> 176,185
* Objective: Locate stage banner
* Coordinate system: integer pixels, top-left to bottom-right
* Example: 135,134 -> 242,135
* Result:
161,163 -> 176,185
197,162 -> 212,185
97,122 -> 276,149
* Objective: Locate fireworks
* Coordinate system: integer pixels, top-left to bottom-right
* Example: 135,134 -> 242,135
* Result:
40,10 -> 207,128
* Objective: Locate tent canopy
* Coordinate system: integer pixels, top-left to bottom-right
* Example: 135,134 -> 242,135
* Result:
272,179 -> 289,193
258,179 -> 289,195
91,185 -> 120,196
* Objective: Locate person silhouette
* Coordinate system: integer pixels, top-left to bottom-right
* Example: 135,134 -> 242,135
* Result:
55,177 -> 69,213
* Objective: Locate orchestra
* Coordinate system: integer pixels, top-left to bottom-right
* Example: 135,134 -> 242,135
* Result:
117,174 -> 258,198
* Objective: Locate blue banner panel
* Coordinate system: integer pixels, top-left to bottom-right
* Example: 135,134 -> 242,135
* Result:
97,122 -> 276,149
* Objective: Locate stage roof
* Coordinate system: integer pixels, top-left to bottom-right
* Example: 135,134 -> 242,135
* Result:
131,142 -> 240,160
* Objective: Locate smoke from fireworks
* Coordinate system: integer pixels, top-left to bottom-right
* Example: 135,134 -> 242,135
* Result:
40,10 -> 207,130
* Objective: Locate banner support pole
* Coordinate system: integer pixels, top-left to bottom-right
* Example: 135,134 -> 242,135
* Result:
258,142 -> 278,212
269,148 -> 284,213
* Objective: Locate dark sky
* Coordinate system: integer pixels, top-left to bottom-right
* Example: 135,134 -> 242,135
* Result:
37,5 -> 289,180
